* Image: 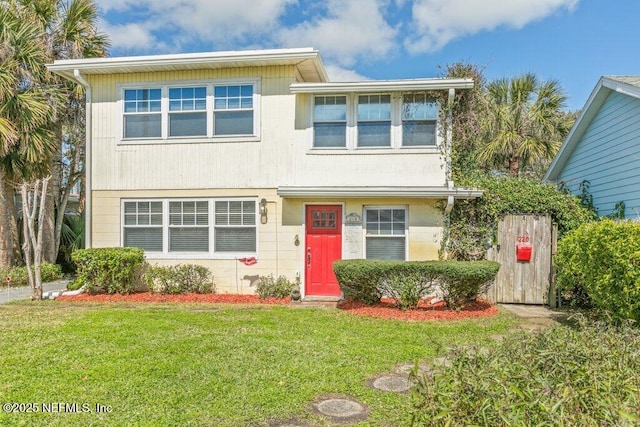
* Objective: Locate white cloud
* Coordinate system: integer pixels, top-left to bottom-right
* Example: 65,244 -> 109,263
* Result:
99,20 -> 158,52
324,64 -> 370,82
99,0 -> 295,52
276,0 -> 399,66
98,0 -> 581,67
162,0 -> 296,47
405,0 -> 579,53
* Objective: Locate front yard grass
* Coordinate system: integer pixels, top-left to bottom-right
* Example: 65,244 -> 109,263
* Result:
0,302 -> 516,426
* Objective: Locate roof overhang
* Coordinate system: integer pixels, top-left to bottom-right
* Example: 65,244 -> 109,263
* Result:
544,76 -> 640,182
289,78 -> 474,94
277,186 -> 482,198
47,47 -> 328,83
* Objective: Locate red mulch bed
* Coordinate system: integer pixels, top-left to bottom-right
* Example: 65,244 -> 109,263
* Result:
337,297 -> 498,321
56,293 -> 289,305
56,293 -> 497,321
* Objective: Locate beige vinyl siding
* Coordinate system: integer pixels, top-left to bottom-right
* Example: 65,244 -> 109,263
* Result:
89,65 -> 447,193
93,189 -> 443,293
89,66 -> 296,191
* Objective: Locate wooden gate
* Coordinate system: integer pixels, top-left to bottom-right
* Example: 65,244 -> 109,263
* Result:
486,215 -> 556,305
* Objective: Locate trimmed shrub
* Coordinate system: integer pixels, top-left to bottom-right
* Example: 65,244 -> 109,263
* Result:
0,263 -> 63,287
256,275 -> 296,299
437,260 -> 500,309
411,318 -> 640,426
145,264 -> 215,294
333,260 -> 384,305
333,260 -> 499,309
71,247 -> 145,294
377,263 -> 437,310
556,219 -> 640,323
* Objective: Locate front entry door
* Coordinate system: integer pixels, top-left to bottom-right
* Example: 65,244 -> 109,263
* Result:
305,205 -> 342,297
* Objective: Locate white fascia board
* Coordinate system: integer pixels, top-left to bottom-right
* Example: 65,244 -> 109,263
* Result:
289,78 -> 474,94
601,77 -> 640,100
277,186 -> 482,199
47,47 -> 326,81
544,77 -> 612,182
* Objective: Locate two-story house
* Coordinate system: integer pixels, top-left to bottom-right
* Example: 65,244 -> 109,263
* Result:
48,48 -> 480,299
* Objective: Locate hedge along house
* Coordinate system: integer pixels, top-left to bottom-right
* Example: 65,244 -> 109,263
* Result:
48,48 -> 481,299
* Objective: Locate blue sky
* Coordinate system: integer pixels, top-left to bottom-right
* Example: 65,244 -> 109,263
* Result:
98,0 -> 639,111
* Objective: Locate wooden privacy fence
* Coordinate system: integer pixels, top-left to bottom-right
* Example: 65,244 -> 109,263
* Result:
486,215 -> 557,305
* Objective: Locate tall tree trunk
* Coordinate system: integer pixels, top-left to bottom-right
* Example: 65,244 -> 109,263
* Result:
21,178 -> 50,300
42,126 -> 63,263
0,170 -> 14,267
6,180 -> 23,265
42,180 -> 57,263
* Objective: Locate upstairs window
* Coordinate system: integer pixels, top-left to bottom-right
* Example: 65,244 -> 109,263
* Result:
123,89 -> 161,138
169,87 -> 207,137
121,80 -> 258,141
214,85 -> 254,135
402,94 -> 437,146
314,96 -> 347,147
358,95 -> 391,147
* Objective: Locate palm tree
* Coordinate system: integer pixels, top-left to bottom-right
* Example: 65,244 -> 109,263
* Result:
11,0 -> 109,263
0,3 -> 56,266
479,73 -> 569,177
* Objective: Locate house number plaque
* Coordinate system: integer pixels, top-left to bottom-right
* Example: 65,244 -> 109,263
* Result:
345,212 -> 362,225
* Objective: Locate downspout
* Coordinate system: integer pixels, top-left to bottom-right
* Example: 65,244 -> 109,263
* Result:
73,70 -> 92,248
445,88 -> 455,214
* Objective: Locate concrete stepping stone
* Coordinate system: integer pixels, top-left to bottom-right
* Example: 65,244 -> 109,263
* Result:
367,373 -> 413,393
393,362 -> 433,378
309,394 -> 368,423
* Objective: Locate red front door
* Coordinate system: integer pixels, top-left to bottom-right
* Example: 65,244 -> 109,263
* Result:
305,205 -> 342,297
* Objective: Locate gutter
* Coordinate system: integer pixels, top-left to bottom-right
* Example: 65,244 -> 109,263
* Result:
73,69 -> 92,248
445,88 -> 455,213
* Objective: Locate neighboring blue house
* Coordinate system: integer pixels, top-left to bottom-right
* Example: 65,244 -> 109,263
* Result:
544,76 -> 640,218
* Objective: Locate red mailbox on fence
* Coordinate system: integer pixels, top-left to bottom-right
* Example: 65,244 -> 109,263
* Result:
516,234 -> 532,262
516,243 -> 532,262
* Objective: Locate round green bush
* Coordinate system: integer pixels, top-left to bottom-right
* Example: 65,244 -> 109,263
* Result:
556,220 -> 640,323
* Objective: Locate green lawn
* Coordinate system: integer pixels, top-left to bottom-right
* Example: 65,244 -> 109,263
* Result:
0,302 -> 516,426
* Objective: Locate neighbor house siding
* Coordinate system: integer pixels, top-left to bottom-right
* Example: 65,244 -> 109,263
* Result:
557,91 -> 640,217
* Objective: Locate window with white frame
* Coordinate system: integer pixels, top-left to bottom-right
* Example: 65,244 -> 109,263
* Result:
123,201 -> 163,251
357,95 -> 391,147
364,207 -> 407,260
123,89 -> 162,138
121,81 -> 257,141
169,201 -> 209,252
214,84 -> 254,135
402,94 -> 437,146
122,199 -> 257,256
168,87 -> 207,137
313,95 -> 347,147
214,200 -> 256,252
